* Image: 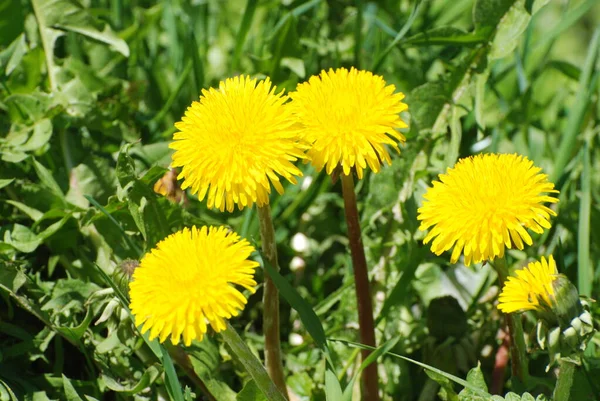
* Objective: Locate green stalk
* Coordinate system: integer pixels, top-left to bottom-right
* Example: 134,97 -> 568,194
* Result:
257,204 -> 289,399
340,173 -> 380,401
494,257 -> 529,387
221,323 -> 287,401
553,359 -> 576,401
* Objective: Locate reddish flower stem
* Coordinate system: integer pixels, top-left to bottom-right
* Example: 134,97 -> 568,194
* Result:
257,204 -> 289,400
340,173 -> 380,401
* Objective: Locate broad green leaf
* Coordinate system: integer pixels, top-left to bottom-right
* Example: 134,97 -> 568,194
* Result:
0,265 -> 28,293
33,159 -> 65,201
62,375 -> 84,401
0,34 -> 27,76
458,363 -> 488,401
237,380 -> 268,401
0,0 -> 24,47
55,307 -> 94,342
0,179 -> 14,189
6,200 -> 43,221
19,119 -> 53,152
5,224 -> 42,253
35,0 -> 129,57
325,369 -> 343,401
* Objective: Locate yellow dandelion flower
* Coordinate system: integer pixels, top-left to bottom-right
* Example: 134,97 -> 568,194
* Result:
289,67 -> 408,179
171,75 -> 305,212
498,256 -> 558,313
417,153 -> 559,266
129,226 -> 258,346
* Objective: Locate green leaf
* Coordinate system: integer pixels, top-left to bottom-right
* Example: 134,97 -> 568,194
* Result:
62,375 -> 84,401
102,366 -> 160,395
54,306 -> 94,342
458,363 -> 488,401
33,158 -> 65,201
342,338 -> 400,400
425,369 -> 459,401
489,0 -> 531,60
0,0 -> 24,47
19,119 -> 53,152
261,254 -> 327,351
5,224 -> 42,253
0,179 -> 14,189
5,200 -> 43,221
237,380 -> 268,401
1,34 -> 27,76
35,0 -> 129,57
325,369 -> 343,401
403,27 -> 486,47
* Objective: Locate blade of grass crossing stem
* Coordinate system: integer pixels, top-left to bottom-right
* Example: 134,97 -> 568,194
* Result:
552,27 -> 600,186
259,253 -> 332,364
330,339 -> 493,400
578,139 -> 592,297
341,337 -> 400,401
231,0 -> 258,72
371,0 -> 423,72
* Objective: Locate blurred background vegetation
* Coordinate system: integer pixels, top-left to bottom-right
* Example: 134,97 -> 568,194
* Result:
1,0 -> 599,400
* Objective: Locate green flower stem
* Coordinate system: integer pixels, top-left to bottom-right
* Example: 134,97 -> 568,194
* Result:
340,173 -> 380,401
494,257 -> 529,386
553,358 -> 576,401
257,204 -> 289,400
221,322 -> 287,401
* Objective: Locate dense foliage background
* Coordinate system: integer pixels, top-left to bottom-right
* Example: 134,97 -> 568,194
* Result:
1,0 -> 599,400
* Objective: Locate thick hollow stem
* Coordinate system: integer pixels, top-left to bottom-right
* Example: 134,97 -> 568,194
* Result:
494,257 -> 529,387
553,358 -> 576,401
221,323 -> 287,401
257,204 -> 289,400
340,173 -> 380,401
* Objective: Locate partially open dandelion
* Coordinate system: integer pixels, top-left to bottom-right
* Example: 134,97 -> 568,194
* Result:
498,256 -> 558,314
129,226 -> 258,346
171,75 -> 305,212
418,153 -> 559,266
289,67 -> 408,178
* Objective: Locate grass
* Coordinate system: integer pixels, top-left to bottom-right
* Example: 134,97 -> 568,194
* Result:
1,0 -> 599,400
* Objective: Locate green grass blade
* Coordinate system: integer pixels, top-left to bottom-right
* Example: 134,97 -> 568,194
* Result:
533,0 -> 597,51
231,0 -> 258,72
551,27 -> 599,186
330,339 -> 493,400
578,139 -> 592,297
371,0 -> 424,72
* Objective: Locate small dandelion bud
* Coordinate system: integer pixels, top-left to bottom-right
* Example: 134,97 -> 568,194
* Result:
550,275 -> 582,328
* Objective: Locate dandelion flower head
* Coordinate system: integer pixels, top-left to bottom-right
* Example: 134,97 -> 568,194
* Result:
417,153 -> 558,266
289,67 -> 408,179
129,226 -> 258,346
498,255 -> 558,313
171,75 -> 305,212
